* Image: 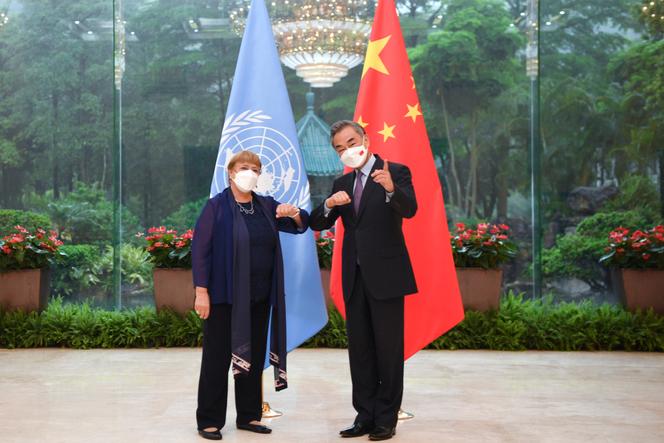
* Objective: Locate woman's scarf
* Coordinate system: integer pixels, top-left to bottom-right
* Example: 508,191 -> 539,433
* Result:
222,189 -> 288,391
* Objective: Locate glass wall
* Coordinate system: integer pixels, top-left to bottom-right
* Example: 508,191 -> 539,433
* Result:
1,0 -> 661,308
0,0 -> 115,306
539,0 -> 662,303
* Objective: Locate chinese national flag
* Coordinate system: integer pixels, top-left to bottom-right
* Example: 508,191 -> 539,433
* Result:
329,0 -> 465,360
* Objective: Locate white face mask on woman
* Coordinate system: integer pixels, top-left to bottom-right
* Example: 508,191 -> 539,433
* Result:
340,144 -> 369,169
232,170 -> 259,193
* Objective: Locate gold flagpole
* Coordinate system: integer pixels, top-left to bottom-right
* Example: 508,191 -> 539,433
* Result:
261,375 -> 283,418
398,408 -> 414,420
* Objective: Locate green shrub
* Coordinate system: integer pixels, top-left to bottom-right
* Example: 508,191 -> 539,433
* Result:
46,182 -> 142,245
543,210 -> 659,286
577,210 -> 659,237
2,293 -> 661,351
51,244 -> 153,298
542,234 -> 607,287
0,210 -> 52,235
51,245 -> 104,297
162,197 -> 208,232
602,175 -> 662,221
99,245 -> 153,291
0,298 -> 202,349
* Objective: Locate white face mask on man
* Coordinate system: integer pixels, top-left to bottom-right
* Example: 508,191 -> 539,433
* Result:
232,170 -> 259,193
340,144 -> 369,169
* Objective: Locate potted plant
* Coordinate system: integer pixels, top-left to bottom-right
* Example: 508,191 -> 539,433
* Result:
452,222 -> 517,311
315,229 -> 335,306
0,225 -> 65,311
138,227 -> 194,314
600,225 -> 664,314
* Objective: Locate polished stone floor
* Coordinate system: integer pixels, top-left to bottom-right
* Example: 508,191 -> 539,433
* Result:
0,349 -> 663,443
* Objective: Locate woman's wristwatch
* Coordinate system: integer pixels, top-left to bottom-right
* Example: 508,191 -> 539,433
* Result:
290,208 -> 301,218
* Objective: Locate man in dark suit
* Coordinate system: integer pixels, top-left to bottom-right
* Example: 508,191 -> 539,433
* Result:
309,120 -> 418,441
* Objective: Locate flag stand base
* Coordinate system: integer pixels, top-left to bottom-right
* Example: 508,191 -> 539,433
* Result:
398,409 -> 414,420
262,402 -> 283,418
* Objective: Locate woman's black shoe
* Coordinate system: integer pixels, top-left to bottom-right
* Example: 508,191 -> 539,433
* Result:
237,422 -> 272,434
198,428 -> 222,440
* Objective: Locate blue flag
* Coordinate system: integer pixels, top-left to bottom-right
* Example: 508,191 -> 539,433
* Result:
210,0 -> 328,357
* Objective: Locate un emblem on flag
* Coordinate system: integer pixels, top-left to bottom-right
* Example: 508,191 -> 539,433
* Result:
214,110 -> 310,208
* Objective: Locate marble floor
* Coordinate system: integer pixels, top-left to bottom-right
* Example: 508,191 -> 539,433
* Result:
0,349 -> 663,443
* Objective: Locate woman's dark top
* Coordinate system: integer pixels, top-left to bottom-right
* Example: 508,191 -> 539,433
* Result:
191,190 -> 309,305
237,200 -> 276,303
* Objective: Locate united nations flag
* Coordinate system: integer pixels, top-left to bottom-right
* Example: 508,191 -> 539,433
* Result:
210,0 -> 328,356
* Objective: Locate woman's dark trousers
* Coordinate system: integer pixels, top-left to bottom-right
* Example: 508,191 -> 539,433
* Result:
196,301 -> 270,430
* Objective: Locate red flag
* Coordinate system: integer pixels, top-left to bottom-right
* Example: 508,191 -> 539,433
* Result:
329,0 -> 465,360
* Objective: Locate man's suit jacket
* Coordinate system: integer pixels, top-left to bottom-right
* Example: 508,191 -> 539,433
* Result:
310,154 -> 418,301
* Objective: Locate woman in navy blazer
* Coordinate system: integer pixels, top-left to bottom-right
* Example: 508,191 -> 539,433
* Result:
191,150 -> 309,441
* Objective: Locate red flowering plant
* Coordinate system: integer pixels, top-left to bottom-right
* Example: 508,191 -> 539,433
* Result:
314,229 -> 335,269
451,222 -> 517,269
0,225 -> 66,271
136,227 -> 194,268
599,225 -> 664,269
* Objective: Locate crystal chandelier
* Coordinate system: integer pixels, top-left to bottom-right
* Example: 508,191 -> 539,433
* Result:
230,0 -> 372,88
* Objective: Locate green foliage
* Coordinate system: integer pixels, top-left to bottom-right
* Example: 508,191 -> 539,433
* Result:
51,243 -> 154,297
576,209 -> 657,238
538,0 -> 645,202
52,243 -> 153,297
0,298 -> 202,349
99,245 -> 153,290
542,234 -> 606,287
0,1 -> 113,209
0,137 -> 20,167
315,230 -> 335,269
303,306 -> 348,348
162,197 -> 208,232
602,175 -> 662,222
0,210 -> 52,235
51,244 -> 104,297
45,182 -> 142,245
429,294 -> 664,351
304,293 -> 664,351
543,210 -> 660,286
409,0 -> 528,216
3,294 -> 660,351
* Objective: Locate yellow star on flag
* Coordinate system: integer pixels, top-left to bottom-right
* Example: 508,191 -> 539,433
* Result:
404,103 -> 423,123
356,116 -> 368,129
377,122 -> 396,142
362,35 -> 391,79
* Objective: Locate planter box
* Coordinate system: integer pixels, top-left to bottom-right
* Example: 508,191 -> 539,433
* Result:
456,268 -> 503,312
0,268 -> 51,312
611,269 -> 664,315
153,268 -> 195,315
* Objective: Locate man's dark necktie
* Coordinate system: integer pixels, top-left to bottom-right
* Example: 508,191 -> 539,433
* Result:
353,170 -> 364,214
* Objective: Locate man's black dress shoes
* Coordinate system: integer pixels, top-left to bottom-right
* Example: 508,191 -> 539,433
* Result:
198,428 -> 222,440
237,422 -> 272,434
339,422 -> 374,438
369,425 -> 396,441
